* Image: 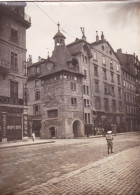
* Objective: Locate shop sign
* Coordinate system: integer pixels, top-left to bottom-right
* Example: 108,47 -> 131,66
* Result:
23,114 -> 28,136
0,106 -> 23,113
0,96 -> 23,105
2,112 -> 7,138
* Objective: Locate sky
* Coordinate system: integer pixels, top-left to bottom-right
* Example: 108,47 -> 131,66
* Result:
25,1 -> 140,62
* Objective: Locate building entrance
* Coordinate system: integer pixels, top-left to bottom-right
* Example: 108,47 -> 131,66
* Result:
32,120 -> 41,137
73,120 -> 81,137
49,127 -> 56,138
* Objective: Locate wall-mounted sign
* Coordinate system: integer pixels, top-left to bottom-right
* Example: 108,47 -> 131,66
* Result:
0,96 -> 23,105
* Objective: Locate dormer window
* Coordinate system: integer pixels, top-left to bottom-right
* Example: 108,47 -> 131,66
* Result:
102,45 -> 104,51
36,67 -> 40,74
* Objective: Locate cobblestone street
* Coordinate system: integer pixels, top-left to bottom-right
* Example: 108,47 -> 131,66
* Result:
0,132 -> 140,195
18,146 -> 140,195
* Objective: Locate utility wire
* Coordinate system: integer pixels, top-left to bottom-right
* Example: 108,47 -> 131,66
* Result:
34,2 -> 76,39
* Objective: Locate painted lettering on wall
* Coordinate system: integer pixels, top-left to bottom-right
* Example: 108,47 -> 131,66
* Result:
0,96 -> 23,105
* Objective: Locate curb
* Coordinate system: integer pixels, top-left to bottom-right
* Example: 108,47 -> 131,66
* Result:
0,140 -> 55,149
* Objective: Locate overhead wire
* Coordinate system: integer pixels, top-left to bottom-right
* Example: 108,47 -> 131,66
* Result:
34,2 -> 77,39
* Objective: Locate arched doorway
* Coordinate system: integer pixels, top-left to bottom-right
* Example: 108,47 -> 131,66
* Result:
73,120 -> 81,137
49,127 -> 56,138
32,120 -> 41,137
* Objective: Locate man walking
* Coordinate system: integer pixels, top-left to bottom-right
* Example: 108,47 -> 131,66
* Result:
106,131 -> 114,154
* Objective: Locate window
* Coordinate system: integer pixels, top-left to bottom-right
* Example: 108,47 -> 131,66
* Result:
23,61 -> 27,76
84,70 -> 87,79
36,67 -> 40,74
117,75 -> 120,85
71,82 -> 76,91
103,69 -> 107,80
11,28 -> 18,42
112,100 -> 116,112
112,86 -> 115,96
95,81 -> 99,93
104,85 -> 108,95
85,113 -> 90,124
11,52 -> 18,71
95,97 -> 101,110
116,64 -> 120,71
71,97 -> 77,106
110,60 -> 113,69
118,101 -> 122,112
102,56 -> 106,65
85,56 -> 87,63
10,80 -> 18,98
41,80 -> 45,85
93,51 -> 97,60
94,65 -> 98,76
83,85 -> 89,95
33,104 -> 41,115
104,99 -> 109,111
84,99 -> 90,107
35,90 -> 40,100
111,72 -> 114,83
35,80 -> 39,87
82,55 -> 84,62
118,88 -> 121,98
48,109 -> 58,118
102,45 -> 104,51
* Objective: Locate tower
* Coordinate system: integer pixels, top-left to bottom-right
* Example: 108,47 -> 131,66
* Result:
53,23 -> 66,47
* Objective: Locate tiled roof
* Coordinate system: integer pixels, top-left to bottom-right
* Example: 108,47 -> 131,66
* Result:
52,45 -> 72,66
53,30 -> 66,39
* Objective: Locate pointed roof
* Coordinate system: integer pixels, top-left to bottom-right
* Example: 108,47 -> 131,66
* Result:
53,22 -> 66,39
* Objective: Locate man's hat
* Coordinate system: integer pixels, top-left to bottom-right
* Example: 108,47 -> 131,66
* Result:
107,131 -> 112,134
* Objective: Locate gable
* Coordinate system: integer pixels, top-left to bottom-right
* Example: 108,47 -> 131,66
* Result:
91,41 -> 120,63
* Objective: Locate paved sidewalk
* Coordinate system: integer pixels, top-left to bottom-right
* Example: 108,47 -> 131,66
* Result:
17,146 -> 140,195
0,138 -> 55,149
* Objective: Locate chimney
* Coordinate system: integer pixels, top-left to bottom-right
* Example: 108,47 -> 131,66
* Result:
117,49 -> 122,54
38,56 -> 41,61
96,31 -> 99,42
101,31 -> 105,40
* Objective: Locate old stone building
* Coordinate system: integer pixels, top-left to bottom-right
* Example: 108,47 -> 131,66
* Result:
0,2 -> 31,141
27,25 -> 84,138
27,25 -> 125,138
116,49 -> 139,131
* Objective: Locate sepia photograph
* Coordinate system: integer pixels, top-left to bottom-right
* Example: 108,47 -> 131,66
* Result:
0,0 -> 140,194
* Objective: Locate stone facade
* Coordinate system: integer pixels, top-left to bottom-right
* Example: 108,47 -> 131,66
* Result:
0,2 -> 31,141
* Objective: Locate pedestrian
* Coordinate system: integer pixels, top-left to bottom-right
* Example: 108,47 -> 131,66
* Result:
106,131 -> 114,154
32,132 -> 35,141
